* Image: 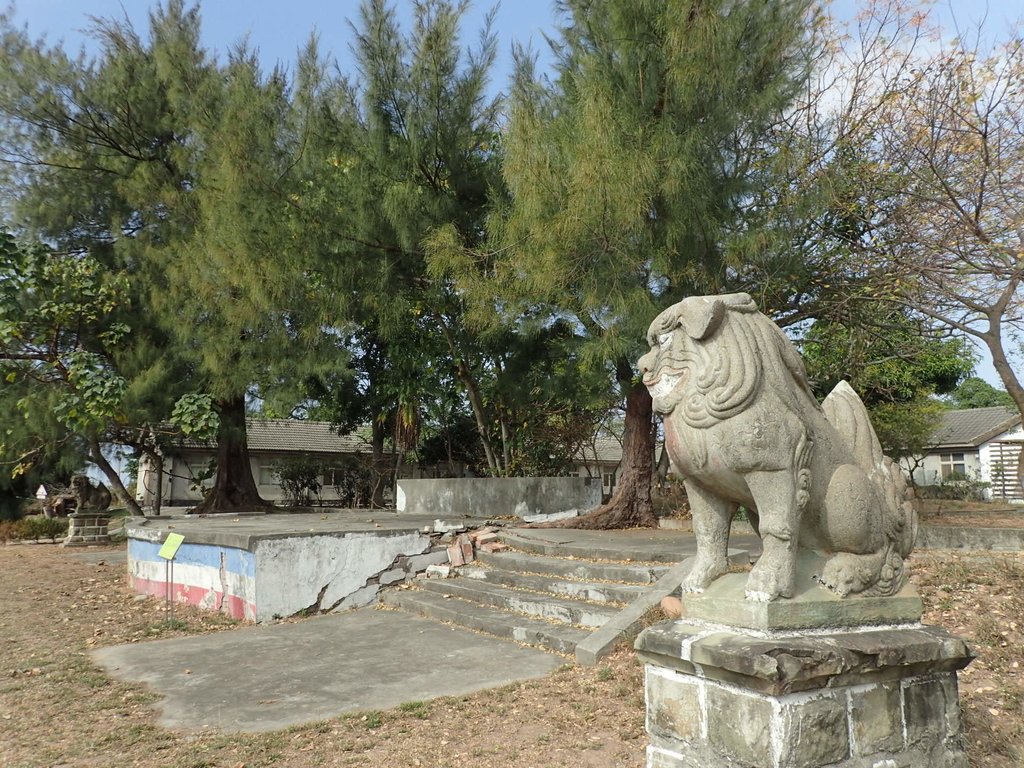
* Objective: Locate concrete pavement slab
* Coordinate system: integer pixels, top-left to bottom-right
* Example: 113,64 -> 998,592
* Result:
92,608 -> 563,733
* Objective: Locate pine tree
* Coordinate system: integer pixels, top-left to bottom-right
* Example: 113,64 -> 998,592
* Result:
293,0 -> 531,487
0,2 -> 329,512
481,0 -> 815,527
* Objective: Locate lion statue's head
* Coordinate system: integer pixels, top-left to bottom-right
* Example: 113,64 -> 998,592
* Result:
638,293 -> 811,428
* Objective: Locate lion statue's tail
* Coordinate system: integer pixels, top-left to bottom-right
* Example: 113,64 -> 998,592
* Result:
822,381 -> 918,595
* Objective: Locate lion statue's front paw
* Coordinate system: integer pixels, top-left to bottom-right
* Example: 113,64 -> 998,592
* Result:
682,557 -> 728,593
744,562 -> 794,602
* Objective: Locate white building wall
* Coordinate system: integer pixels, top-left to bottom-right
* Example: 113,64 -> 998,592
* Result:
980,424 -> 1024,486
915,451 -> 982,487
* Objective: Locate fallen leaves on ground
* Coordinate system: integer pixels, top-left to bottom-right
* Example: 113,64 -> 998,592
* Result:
0,543 -> 1021,767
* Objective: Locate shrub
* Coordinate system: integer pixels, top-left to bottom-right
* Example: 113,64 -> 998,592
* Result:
918,471 -> 990,502
19,515 -> 69,542
0,519 -> 25,542
275,456 -> 324,507
325,455 -> 376,507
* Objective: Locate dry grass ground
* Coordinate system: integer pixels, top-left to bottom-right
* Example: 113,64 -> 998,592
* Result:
917,498 -> 1024,528
0,542 -> 1021,767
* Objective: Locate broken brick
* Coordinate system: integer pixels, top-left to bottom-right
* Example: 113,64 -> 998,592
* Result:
446,541 -> 466,567
468,526 -> 498,541
455,533 -> 473,564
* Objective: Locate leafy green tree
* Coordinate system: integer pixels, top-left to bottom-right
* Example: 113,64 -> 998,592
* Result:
0,233 -> 151,512
946,377 -> 1017,410
801,309 -> 974,459
435,0 -> 816,527
165,47 -> 343,513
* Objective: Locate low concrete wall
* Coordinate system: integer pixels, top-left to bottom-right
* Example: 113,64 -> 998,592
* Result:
916,525 -> 1024,551
396,476 -> 602,518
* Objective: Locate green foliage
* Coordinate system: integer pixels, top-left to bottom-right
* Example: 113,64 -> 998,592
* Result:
171,394 -> 220,439
429,0 -> 818,512
0,234 -> 133,477
801,311 -> 974,458
0,3 -> 337,508
803,315 -> 973,403
274,456 -> 324,507
323,454 -> 378,508
945,377 -> 1016,410
916,472 -> 991,502
453,0 -> 815,364
4,515 -> 70,542
294,0 -> 558,477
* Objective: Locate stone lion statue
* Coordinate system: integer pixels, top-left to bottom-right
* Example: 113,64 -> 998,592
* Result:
639,293 -> 916,601
70,474 -> 112,513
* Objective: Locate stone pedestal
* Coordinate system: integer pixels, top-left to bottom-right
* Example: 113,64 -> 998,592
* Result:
63,512 -> 111,547
635,564 -> 974,768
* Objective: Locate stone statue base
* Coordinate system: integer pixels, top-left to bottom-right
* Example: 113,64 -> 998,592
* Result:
635,579 -> 974,767
682,550 -> 923,631
62,512 -> 111,547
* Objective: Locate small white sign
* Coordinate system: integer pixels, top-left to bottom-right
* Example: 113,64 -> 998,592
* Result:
35,485 -> 47,500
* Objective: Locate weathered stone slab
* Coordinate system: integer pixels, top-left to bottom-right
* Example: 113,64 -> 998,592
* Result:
680,550 -> 923,632
646,666 -> 703,743
637,620 -> 974,695
849,681 -> 903,754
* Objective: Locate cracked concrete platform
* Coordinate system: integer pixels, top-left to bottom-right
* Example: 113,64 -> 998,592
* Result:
93,607 -> 563,733
126,510 -> 492,551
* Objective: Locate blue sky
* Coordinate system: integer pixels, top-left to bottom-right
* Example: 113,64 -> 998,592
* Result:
13,1 -> 1021,91
9,0 -> 1021,385
9,0 -> 558,95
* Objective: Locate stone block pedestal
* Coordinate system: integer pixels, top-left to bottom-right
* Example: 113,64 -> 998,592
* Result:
635,620 -> 974,768
63,512 -> 111,546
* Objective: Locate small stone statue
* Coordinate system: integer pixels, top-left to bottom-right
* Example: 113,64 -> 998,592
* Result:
70,474 -> 112,513
639,293 -> 916,601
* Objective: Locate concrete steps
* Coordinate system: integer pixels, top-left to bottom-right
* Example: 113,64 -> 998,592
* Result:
382,589 -> 590,655
381,546 -> 674,659
416,577 -> 620,627
464,567 -> 650,604
476,549 -> 669,584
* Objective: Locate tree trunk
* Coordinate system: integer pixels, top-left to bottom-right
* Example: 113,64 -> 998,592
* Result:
190,395 -> 269,514
532,367 -> 658,530
87,440 -> 145,517
457,357 -> 500,474
984,326 -> 1024,423
437,318 -> 501,474
141,445 -> 164,516
153,449 -> 163,517
370,418 -> 388,509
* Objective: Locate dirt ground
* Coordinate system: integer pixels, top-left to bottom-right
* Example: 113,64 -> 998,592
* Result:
1,543 -> 1022,768
917,498 -> 1024,529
